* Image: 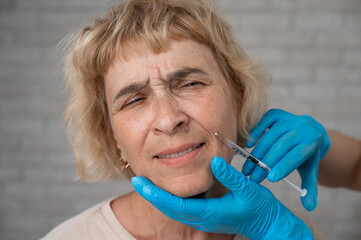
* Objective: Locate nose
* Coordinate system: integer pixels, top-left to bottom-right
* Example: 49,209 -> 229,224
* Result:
151,95 -> 189,135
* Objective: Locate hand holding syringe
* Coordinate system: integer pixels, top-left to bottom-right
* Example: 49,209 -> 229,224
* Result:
209,130 -> 307,197
189,109 -> 330,210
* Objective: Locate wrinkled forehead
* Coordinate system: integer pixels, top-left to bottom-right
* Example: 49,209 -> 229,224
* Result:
105,39 -> 224,84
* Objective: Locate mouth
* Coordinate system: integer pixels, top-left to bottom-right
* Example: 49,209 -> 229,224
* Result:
154,142 -> 205,168
155,142 -> 205,159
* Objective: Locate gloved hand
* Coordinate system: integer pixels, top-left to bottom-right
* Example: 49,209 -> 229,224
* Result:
131,157 -> 314,240
243,109 -> 331,211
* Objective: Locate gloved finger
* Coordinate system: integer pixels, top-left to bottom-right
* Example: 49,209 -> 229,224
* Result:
151,192 -> 236,231
132,176 -> 227,230
241,159 -> 257,176
150,201 -> 206,224
212,157 -> 278,220
146,202 -> 218,233
245,121 -> 293,182
249,168 -> 268,184
211,157 -> 256,196
267,141 -> 320,182
298,150 -> 320,211
245,109 -> 292,148
249,120 -> 291,158
243,109 -> 293,175
249,130 -> 300,183
131,176 -> 207,216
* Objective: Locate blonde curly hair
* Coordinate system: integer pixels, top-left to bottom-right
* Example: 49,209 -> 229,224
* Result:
62,0 -> 268,181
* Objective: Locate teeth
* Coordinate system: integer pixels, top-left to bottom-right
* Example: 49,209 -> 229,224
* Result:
158,144 -> 202,159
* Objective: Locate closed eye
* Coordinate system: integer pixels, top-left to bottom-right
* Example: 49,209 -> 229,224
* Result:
179,80 -> 204,89
123,96 -> 146,108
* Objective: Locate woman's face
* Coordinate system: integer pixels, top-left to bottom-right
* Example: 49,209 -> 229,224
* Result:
104,39 -> 238,197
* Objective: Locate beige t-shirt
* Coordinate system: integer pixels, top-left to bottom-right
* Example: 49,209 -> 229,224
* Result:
41,198 -> 137,240
41,197 -> 322,240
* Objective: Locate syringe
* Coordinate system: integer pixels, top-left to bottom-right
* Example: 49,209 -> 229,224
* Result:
212,131 -> 307,197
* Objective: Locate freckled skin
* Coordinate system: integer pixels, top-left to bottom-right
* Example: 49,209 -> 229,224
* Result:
104,39 -> 238,197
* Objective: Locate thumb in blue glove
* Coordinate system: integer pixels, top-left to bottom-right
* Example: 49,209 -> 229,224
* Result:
132,157 -> 314,240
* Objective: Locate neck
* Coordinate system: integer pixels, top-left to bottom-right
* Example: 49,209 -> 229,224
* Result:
111,181 -> 235,240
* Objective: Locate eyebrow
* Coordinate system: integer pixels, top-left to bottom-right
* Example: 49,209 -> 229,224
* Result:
112,80 -> 149,105
112,67 -> 208,105
162,67 -> 208,82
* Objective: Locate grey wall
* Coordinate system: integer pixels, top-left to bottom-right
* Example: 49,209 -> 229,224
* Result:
1,0 -> 360,239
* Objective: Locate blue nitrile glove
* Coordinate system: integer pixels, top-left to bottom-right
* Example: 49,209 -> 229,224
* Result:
132,157 -> 314,240
243,109 -> 331,211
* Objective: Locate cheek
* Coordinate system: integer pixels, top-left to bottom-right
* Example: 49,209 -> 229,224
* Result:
187,88 -> 237,137
110,116 -> 143,160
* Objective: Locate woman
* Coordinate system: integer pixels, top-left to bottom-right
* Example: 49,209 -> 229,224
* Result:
43,0 -> 322,239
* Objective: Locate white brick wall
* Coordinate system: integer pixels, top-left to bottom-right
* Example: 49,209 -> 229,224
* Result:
1,0 -> 360,239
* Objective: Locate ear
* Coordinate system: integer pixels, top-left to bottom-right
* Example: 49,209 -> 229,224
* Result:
116,142 -> 121,150
113,136 -> 122,157
116,143 -> 124,160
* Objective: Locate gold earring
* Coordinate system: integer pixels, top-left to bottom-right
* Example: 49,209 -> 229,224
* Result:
120,157 -> 129,170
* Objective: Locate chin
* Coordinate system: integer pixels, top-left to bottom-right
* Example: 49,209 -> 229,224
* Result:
162,172 -> 216,198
